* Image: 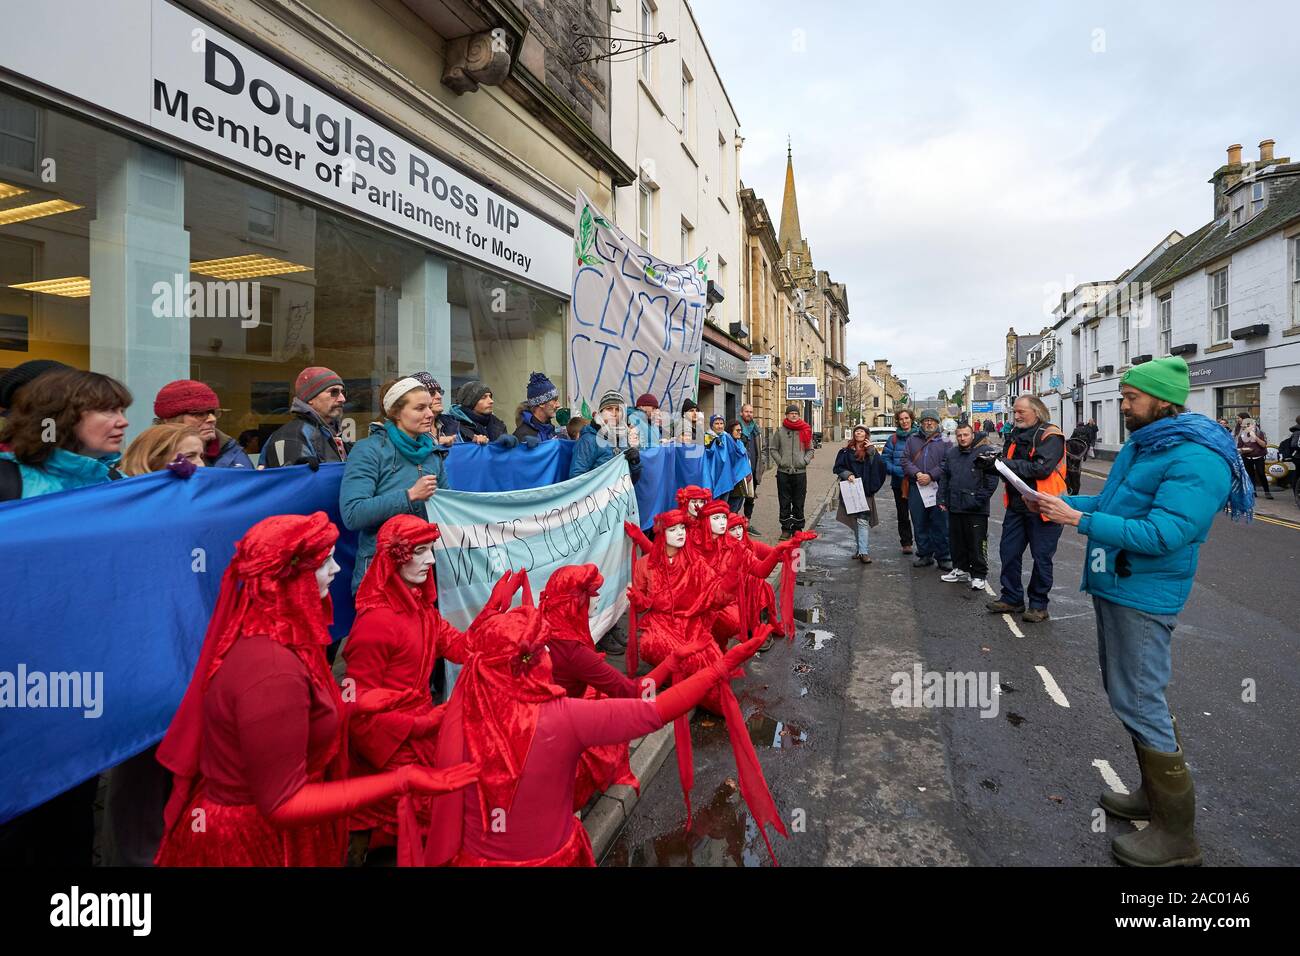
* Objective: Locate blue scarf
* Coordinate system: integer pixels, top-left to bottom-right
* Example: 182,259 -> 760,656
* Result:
383,421 -> 435,466
741,420 -> 758,440
522,411 -> 555,441
1128,412 -> 1254,521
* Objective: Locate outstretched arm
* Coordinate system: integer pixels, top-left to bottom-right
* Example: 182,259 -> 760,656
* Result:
623,520 -> 653,555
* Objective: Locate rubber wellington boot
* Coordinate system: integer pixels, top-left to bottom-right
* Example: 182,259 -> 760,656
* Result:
1110,741 -> 1202,867
1099,717 -> 1181,820
1100,739 -> 1149,820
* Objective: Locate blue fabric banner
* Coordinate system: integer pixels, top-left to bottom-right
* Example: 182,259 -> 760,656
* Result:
0,437 -> 749,822
0,464 -> 356,823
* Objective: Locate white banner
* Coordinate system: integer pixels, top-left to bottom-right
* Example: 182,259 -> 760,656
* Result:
567,189 -> 706,417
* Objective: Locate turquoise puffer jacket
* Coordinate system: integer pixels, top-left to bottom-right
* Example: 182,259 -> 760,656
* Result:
1061,436 -> 1230,615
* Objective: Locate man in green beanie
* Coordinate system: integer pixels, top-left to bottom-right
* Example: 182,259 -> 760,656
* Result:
1032,356 -> 1253,867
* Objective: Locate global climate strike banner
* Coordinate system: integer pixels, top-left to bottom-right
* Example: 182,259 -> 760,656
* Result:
568,189 -> 708,417
426,454 -> 639,639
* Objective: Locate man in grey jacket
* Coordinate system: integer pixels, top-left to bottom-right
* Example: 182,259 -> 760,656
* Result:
770,404 -> 815,540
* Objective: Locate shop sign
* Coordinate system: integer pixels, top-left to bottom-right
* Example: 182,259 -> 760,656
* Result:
0,0 -> 572,293
746,355 -> 772,380
1187,349 -> 1266,387
787,377 -> 818,400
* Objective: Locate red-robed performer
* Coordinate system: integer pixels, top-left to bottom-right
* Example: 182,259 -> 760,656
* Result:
676,484 -> 713,549
623,509 -> 789,862
419,571 -> 768,866
154,512 -> 478,867
538,564 -> 692,808
710,509 -> 815,650
341,514 -> 472,859
726,514 -> 782,639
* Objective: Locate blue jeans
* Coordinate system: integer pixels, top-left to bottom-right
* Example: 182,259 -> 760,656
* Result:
907,491 -> 949,561
853,516 -> 870,555
997,509 -> 1063,609
1093,596 -> 1178,752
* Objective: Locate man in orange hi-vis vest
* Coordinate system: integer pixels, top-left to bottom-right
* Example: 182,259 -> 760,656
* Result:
980,395 -> 1067,623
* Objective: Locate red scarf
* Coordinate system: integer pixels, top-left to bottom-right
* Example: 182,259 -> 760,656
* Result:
783,416 -> 812,450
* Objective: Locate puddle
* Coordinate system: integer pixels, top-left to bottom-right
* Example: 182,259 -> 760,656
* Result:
981,778 -> 1000,793
745,713 -> 809,749
801,629 -> 835,650
1006,712 -> 1026,727
602,780 -> 767,867
998,682 -> 1016,695
792,605 -> 823,625
799,687 -> 809,698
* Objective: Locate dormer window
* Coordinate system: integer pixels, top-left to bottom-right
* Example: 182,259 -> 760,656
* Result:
1250,182 -> 1265,217
1231,190 -> 1245,228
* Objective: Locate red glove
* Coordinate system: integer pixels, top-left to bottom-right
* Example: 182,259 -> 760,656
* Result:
266,762 -> 479,827
652,629 -> 768,723
640,633 -> 714,697
626,585 -> 651,611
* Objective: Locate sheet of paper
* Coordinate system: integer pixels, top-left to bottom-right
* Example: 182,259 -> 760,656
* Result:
839,478 -> 870,515
995,459 -> 1043,501
917,480 -> 938,507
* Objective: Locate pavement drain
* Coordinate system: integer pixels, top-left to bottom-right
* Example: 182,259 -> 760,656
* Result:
801,629 -> 835,650
1006,712 -> 1027,727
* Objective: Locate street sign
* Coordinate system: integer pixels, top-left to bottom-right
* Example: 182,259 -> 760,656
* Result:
972,401 -> 996,413
746,355 -> 772,380
786,377 -> 818,400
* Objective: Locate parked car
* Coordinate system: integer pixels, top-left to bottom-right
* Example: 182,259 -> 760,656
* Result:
869,426 -> 895,450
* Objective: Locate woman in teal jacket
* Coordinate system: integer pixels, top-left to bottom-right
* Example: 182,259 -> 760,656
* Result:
340,377 -> 448,594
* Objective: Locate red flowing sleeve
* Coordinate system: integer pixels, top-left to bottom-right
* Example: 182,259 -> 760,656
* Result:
343,609 -> 415,769
551,640 -> 640,699
563,697 -> 664,749
233,671 -> 314,817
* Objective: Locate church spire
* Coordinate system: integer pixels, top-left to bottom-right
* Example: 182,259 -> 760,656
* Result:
778,136 -> 802,254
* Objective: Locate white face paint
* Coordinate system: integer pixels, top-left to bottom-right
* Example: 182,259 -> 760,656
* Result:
687,498 -> 706,517
709,512 -> 728,535
399,543 -> 436,585
728,525 -> 744,540
315,547 -> 340,598
664,523 -> 688,548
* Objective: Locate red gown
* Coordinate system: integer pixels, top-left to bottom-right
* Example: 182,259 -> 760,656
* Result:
155,513 -> 349,867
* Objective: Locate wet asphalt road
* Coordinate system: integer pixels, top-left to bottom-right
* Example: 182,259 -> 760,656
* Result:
603,475 -> 1300,866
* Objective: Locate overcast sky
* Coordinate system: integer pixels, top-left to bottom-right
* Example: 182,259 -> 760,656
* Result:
690,0 -> 1300,399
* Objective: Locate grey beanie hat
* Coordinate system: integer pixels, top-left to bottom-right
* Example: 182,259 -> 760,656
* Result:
598,389 -> 626,411
456,380 -> 491,410
919,408 -> 940,423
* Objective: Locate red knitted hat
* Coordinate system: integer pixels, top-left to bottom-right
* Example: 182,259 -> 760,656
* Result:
295,366 -> 344,402
154,380 -> 220,419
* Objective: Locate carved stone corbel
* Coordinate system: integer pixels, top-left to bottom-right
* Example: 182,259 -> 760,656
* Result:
442,29 -> 513,93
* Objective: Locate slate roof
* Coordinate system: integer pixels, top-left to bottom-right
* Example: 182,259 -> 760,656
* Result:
1152,175 -> 1300,287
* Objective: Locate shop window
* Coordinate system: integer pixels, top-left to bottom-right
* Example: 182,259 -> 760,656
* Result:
447,261 -> 565,427
1216,384 -> 1260,423
0,93 -> 39,174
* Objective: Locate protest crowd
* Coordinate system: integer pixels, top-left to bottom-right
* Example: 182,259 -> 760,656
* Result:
0,358 -> 817,868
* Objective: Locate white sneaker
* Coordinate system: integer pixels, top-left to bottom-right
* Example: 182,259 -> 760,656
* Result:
940,569 -> 970,583
970,577 -> 986,591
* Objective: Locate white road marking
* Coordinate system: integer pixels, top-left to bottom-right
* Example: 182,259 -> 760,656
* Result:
983,582 -> 997,596
1002,614 -> 1024,638
1035,665 -> 1071,708
1092,758 -> 1128,793
1092,758 -> 1148,830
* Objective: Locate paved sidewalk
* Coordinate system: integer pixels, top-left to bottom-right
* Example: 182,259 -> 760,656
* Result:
1080,459 -> 1299,525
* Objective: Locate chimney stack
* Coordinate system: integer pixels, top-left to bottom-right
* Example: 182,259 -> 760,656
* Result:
1227,143 -> 1243,165
1260,138 -> 1276,163
1212,144 -> 1249,218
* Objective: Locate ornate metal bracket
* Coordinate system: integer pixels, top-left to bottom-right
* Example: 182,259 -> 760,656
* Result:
570,21 -> 675,66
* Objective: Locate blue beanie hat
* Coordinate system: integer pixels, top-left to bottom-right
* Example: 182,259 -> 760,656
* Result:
526,371 -> 559,407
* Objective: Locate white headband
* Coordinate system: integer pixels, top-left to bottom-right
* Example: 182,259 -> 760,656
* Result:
383,377 -> 425,414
